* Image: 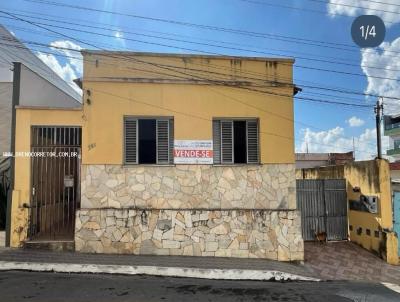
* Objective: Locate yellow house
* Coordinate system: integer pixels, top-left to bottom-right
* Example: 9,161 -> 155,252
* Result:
10,51 -> 303,261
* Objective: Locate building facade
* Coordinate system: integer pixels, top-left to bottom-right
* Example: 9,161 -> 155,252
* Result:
11,51 -> 303,261
0,25 -> 81,246
384,114 -> 400,162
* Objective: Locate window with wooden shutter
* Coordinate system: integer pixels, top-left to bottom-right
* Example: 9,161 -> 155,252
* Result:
247,120 -> 259,164
213,118 -> 259,164
221,120 -> 233,164
212,120 -> 221,164
124,117 -> 173,165
156,119 -> 169,164
169,119 -> 174,164
124,118 -> 138,164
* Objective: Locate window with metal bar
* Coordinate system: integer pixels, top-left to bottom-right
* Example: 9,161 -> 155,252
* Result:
124,117 -> 174,164
213,119 -> 259,164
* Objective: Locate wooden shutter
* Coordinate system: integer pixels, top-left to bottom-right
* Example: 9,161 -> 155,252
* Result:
247,119 -> 259,164
169,119 -> 174,164
212,120 -> 221,164
221,120 -> 233,164
124,118 -> 137,164
157,119 -> 170,164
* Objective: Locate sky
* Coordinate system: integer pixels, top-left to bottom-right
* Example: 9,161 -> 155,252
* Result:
1,0 -> 399,160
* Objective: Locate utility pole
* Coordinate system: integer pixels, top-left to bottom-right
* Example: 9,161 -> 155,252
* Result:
374,98 -> 383,159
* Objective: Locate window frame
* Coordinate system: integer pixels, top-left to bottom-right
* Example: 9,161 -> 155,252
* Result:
123,116 -> 174,165
212,117 -> 260,165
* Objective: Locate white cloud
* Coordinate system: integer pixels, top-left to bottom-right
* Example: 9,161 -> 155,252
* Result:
327,0 -> 400,26
296,126 -> 389,160
360,38 -> 400,115
49,40 -> 82,74
347,116 -> 365,127
36,40 -> 82,95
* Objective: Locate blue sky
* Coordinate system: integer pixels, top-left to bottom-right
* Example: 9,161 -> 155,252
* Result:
1,0 -> 399,159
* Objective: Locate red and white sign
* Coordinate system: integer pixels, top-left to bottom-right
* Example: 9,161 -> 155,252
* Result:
174,140 -> 213,164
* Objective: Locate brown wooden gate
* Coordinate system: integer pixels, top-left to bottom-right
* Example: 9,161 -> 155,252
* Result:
29,126 -> 81,240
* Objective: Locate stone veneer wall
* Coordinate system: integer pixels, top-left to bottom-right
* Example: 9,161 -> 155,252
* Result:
81,164 -> 296,209
76,164 -> 303,260
75,209 -> 303,261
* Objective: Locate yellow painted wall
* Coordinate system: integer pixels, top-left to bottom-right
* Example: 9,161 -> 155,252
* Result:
81,52 -> 295,165
10,107 -> 82,247
296,159 -> 398,265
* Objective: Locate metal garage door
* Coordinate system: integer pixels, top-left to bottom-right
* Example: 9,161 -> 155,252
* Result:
297,179 -> 348,241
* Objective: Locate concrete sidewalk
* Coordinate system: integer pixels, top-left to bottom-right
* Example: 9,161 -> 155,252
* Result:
0,247 -> 317,281
305,242 -> 400,285
0,241 -> 399,285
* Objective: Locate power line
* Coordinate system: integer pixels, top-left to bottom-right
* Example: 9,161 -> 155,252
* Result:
0,25 -> 376,109
0,36 -> 375,114
236,0 -> 396,24
2,11 -> 400,75
0,34 -> 79,95
306,0 -> 400,15
0,38 -> 374,152
0,8 -> 366,66
354,0 -> 400,8
4,21 -> 395,102
0,28 -> 378,153
89,87 -> 377,156
19,0 -> 396,50
3,12 -> 400,86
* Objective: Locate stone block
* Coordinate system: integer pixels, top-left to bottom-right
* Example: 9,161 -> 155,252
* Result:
75,206 -> 303,261
153,229 -> 163,242
205,241 -> 218,252
82,164 -> 295,210
162,228 -> 174,240
162,240 -> 180,249
215,249 -> 231,257
183,245 -> 193,256
157,219 -> 172,231
239,242 -> 249,250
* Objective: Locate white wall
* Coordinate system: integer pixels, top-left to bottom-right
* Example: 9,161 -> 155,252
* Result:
0,67 -> 12,82
0,82 -> 12,158
19,65 -> 81,108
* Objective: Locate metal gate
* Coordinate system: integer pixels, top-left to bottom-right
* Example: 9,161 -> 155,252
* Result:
29,126 -> 81,240
297,179 -> 348,241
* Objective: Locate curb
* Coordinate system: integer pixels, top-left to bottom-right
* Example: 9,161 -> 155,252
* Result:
0,261 -> 320,282
382,283 -> 400,294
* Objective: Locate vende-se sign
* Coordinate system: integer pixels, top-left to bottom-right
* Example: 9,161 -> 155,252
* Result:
174,140 -> 213,164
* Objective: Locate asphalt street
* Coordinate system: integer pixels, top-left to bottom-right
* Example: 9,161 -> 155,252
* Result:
0,271 -> 399,301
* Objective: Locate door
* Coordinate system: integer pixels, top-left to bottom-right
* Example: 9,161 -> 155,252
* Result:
394,191 -> 400,256
29,127 -> 81,240
324,179 -> 348,241
297,179 -> 348,241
